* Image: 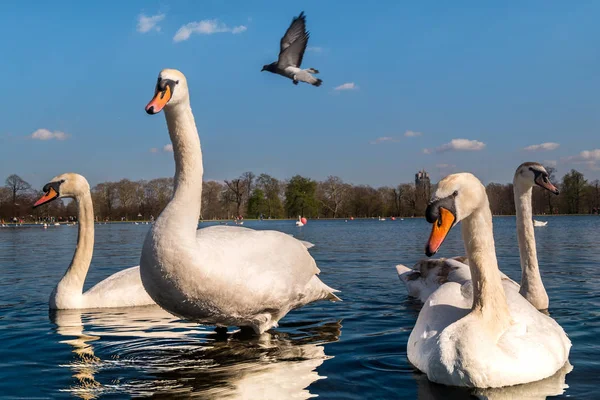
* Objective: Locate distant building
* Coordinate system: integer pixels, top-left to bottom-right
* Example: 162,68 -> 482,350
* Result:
415,169 -> 430,188
415,169 -> 432,202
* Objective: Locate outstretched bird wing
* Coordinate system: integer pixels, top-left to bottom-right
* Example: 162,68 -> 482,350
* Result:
278,12 -> 309,68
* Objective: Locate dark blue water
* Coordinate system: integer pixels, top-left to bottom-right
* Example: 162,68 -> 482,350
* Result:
0,216 -> 598,399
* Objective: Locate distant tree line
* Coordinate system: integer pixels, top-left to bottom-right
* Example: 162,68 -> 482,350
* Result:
1,167 -> 599,222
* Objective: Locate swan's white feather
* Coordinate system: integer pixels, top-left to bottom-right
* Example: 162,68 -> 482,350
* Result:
396,257 -> 518,303
82,266 -> 155,308
408,279 -> 571,388
143,225 -> 339,333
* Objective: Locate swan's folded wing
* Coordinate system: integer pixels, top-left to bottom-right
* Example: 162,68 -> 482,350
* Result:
195,226 -> 325,306
84,266 -> 156,308
396,257 -> 471,303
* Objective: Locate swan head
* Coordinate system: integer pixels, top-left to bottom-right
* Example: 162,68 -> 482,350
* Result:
33,173 -> 89,208
145,69 -> 189,114
424,173 -> 486,256
514,162 -> 559,195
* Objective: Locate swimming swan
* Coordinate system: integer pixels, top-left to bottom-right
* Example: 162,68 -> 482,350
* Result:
140,69 -> 339,334
396,162 -> 559,310
33,173 -> 155,309
407,172 -> 570,388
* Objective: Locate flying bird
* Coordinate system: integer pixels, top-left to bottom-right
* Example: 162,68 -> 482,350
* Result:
261,12 -> 322,87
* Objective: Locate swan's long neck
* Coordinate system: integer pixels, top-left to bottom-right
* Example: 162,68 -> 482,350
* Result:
461,200 -> 511,332
514,183 -> 548,309
55,191 -> 94,297
157,101 -> 203,236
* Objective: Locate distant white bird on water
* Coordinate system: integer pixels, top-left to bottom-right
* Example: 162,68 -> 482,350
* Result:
261,12 -> 322,87
534,219 -> 548,227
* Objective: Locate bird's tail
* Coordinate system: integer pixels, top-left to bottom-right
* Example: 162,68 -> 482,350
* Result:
306,68 -> 319,74
312,78 -> 323,87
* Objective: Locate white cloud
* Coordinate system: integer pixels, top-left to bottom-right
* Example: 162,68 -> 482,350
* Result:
523,142 -> 560,152
173,19 -> 247,42
307,46 -> 323,53
31,129 -> 69,141
404,130 -> 422,137
231,25 -> 247,34
572,149 -> 600,161
334,82 -> 357,91
150,144 -> 173,153
370,136 -> 400,145
544,160 -> 557,167
137,14 -> 165,33
436,163 -> 456,169
565,148 -> 600,170
425,138 -> 486,154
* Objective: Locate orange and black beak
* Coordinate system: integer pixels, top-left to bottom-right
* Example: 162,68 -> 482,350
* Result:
145,78 -> 176,115
33,182 -> 61,208
424,194 -> 458,257
535,174 -> 560,195
426,207 -> 456,256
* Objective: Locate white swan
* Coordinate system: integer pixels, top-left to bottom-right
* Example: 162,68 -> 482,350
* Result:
140,69 -> 339,334
534,219 -> 548,227
514,162 -> 559,309
33,173 -> 156,309
296,215 -> 304,226
396,162 -> 559,310
407,172 -> 570,388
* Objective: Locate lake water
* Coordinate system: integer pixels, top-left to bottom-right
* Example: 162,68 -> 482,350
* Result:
0,216 -> 599,399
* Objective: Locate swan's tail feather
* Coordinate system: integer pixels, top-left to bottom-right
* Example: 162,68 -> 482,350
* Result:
300,240 -> 315,249
326,290 -> 342,302
396,264 -> 417,283
306,68 -> 319,74
321,281 -> 342,302
312,78 -> 323,87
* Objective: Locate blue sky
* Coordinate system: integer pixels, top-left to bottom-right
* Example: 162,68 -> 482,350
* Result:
0,1 -> 598,190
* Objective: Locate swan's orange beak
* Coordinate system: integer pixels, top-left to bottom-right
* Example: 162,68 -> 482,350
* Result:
145,85 -> 172,115
426,207 -> 455,257
33,187 -> 59,208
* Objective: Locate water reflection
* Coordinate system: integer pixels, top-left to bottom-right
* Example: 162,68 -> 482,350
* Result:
50,307 -> 340,398
412,361 -> 572,400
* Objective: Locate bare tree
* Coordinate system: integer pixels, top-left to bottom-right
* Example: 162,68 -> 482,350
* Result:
202,181 -> 225,220
224,178 -> 246,217
134,180 -> 147,217
145,178 -> 174,218
391,185 -> 404,216
5,174 -> 31,216
317,176 -> 349,218
116,179 -> 138,220
92,182 -> 118,220
589,179 -> 600,213
399,184 -> 416,217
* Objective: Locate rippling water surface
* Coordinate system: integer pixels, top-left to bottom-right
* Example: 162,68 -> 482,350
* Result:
0,216 -> 598,399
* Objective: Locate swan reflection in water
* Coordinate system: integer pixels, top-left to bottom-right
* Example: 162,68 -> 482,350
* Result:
413,361 -> 573,400
50,306 -> 341,399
